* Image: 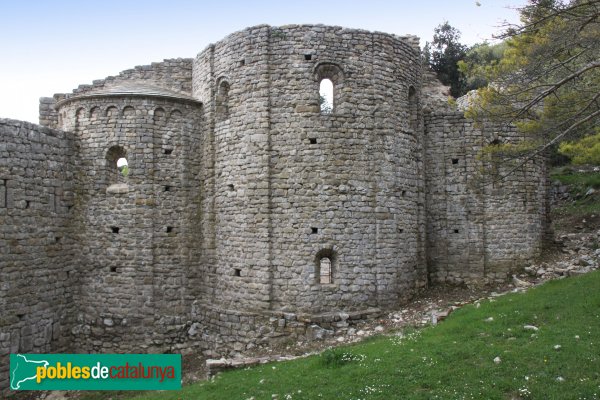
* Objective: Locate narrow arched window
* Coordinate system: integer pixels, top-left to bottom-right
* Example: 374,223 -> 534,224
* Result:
319,257 -> 332,284
216,80 -> 230,119
319,79 -> 334,114
314,63 -> 344,114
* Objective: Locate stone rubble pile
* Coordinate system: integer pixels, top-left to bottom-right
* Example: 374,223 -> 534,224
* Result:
524,230 -> 600,280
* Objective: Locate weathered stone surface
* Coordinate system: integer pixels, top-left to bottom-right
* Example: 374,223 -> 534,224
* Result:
0,24 -> 549,394
106,183 -> 129,194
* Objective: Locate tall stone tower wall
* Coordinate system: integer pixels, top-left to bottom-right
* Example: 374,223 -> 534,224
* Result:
192,25 -> 426,319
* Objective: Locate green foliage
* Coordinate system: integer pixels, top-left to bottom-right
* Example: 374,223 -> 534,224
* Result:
551,167 -> 600,188
119,165 -> 129,177
559,131 -> 600,165
426,21 -> 468,98
458,41 -> 507,92
465,0 -> 600,162
320,348 -> 365,368
427,23 -> 507,98
127,271 -> 600,400
480,140 -> 540,158
551,167 -> 600,217
320,348 -> 345,367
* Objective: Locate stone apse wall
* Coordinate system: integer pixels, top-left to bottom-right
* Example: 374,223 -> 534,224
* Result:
0,24 -> 549,390
191,25 -> 428,355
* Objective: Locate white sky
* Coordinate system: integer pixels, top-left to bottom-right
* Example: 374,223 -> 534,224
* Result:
0,0 -> 526,124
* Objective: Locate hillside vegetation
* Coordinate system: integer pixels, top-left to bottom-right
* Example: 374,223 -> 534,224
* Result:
134,270 -> 600,400
552,167 -> 600,222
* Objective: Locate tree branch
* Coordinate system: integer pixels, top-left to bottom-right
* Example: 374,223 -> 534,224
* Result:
486,108 -> 600,186
511,60 -> 600,121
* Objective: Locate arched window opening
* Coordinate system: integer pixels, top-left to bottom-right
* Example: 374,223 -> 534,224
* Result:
408,86 -> 418,133
105,146 -> 128,186
319,257 -> 332,284
216,80 -> 230,119
314,62 -> 344,115
319,79 -> 334,114
315,248 -> 335,285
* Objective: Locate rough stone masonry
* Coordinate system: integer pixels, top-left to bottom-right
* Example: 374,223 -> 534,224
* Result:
0,24 -> 551,392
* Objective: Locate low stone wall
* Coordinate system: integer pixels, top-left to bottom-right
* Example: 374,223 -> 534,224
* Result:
192,303 -> 382,358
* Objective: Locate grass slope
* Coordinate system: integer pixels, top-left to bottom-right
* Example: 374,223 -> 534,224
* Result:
552,168 -> 600,217
135,271 -> 600,400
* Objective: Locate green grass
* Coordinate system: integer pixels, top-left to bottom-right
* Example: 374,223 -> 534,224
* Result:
551,167 -> 600,189
554,200 -> 600,217
130,271 -> 600,400
552,168 -> 600,218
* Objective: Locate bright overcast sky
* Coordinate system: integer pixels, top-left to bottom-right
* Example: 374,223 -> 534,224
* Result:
0,0 -> 526,124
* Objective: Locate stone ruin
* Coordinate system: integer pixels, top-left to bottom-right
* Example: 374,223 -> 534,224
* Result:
0,24 -> 551,391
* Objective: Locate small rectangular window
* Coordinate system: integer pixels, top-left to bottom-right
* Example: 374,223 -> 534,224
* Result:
452,158 -> 459,165
304,54 -> 312,61
309,138 -> 317,144
311,227 -> 318,234
111,226 -> 120,234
